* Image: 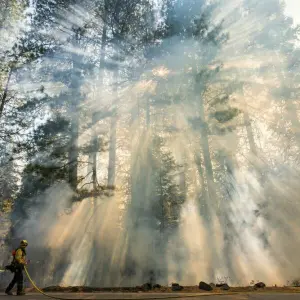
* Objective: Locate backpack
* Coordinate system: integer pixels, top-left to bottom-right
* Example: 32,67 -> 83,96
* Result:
5,248 -> 25,272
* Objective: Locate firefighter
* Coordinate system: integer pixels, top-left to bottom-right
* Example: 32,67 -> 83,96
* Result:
5,240 -> 28,296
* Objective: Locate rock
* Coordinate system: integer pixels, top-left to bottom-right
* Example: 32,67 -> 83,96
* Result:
254,282 -> 266,288
220,284 -> 230,290
142,283 -> 152,291
153,284 -> 161,289
172,283 -> 183,291
209,283 -> 216,288
199,281 -> 213,291
42,286 -> 63,292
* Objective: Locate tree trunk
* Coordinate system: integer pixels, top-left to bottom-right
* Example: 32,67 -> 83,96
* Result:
0,68 -> 12,120
194,79 -> 217,209
68,100 -> 79,191
145,95 -> 153,209
68,32 -> 82,192
179,159 -> 187,202
123,95 -> 141,279
195,84 -> 219,280
198,95 -> 217,206
68,66 -> 81,191
159,170 -> 164,233
90,4 -> 109,282
107,70 -> 118,189
130,97 -> 140,213
90,8 -> 108,190
107,112 -> 117,187
221,151 -> 238,282
91,113 -> 98,191
195,151 -> 208,215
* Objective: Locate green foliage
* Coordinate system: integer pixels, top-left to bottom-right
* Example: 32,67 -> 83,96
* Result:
32,117 -> 70,151
151,136 -> 183,231
211,108 -> 240,124
11,114 -> 71,219
0,143 -> 19,216
292,279 -> 300,287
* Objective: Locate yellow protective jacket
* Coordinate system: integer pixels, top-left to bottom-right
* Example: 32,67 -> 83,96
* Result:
13,248 -> 26,265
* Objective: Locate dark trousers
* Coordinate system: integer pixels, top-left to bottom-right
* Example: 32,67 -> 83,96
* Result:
5,268 -> 23,293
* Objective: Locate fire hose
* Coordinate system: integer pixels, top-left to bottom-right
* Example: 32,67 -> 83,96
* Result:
0,266 -> 238,300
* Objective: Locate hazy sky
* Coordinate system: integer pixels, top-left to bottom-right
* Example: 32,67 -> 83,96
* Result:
285,0 -> 300,24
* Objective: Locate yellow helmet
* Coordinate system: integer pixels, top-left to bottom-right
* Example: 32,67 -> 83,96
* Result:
20,240 -> 28,246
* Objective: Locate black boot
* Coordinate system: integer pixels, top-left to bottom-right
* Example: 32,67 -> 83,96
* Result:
5,290 -> 13,296
17,284 -> 25,296
16,291 -> 25,296
5,283 -> 15,296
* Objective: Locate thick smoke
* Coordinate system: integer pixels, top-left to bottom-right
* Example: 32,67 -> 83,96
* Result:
4,0 -> 300,288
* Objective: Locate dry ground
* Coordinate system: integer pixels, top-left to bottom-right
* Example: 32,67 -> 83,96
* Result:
37,286 -> 300,294
2,292 -> 300,300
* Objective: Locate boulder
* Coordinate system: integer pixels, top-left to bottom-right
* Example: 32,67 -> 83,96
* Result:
209,283 -> 216,288
199,281 -> 213,291
220,284 -> 230,290
153,284 -> 161,289
142,283 -> 152,291
254,282 -> 266,288
172,283 -> 183,291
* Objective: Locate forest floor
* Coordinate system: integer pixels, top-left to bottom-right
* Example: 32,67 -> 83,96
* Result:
32,286 -> 300,294
2,291 -> 300,300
